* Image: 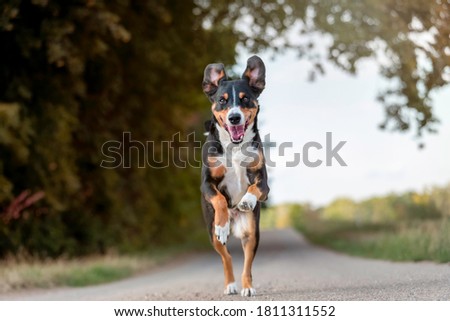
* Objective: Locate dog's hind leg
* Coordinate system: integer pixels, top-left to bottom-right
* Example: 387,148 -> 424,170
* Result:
240,206 -> 260,297
240,233 -> 258,297
212,228 -> 237,295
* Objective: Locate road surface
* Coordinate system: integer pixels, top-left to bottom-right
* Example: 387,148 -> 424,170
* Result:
1,228 -> 449,300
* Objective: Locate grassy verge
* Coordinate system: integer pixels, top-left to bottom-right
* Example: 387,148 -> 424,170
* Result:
261,201 -> 450,263
0,255 -> 153,292
0,231 -> 211,292
298,218 -> 450,263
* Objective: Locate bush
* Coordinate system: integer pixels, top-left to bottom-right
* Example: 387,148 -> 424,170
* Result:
0,1 -> 236,257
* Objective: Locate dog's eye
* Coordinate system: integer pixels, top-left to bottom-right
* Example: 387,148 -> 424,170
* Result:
219,97 -> 227,105
241,96 -> 249,104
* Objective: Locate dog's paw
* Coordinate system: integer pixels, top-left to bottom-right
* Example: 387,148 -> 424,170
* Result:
224,282 -> 238,295
237,193 -> 257,212
241,287 -> 256,297
215,221 -> 230,245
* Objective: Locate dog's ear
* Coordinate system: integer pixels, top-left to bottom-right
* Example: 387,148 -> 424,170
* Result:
203,63 -> 227,102
242,55 -> 265,97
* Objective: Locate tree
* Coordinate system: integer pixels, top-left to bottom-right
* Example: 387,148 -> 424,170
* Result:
1,0 -> 448,257
0,0 -> 236,257
198,0 -> 449,137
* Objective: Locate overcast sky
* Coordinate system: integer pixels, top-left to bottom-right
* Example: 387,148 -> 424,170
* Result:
235,49 -> 450,206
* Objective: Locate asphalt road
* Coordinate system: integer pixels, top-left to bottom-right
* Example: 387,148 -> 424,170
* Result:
1,228 -> 449,300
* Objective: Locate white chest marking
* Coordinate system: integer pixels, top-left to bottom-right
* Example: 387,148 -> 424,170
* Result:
218,150 -> 249,206
216,124 -> 256,207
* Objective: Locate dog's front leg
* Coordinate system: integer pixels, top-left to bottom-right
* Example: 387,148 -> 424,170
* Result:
211,194 -> 237,293
212,225 -> 237,295
210,192 -> 230,245
202,183 -> 236,294
237,168 -> 270,212
202,180 -> 230,245
238,148 -> 269,212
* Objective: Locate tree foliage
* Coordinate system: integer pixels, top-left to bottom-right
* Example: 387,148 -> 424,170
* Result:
199,0 -> 449,136
0,0 -> 236,257
319,188 -> 445,224
0,0 -> 448,257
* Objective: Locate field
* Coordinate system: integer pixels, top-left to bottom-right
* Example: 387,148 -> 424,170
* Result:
262,184 -> 450,263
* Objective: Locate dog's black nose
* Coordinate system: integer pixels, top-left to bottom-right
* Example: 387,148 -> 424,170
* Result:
228,113 -> 241,125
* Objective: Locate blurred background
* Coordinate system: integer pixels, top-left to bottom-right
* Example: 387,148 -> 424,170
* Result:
0,0 -> 449,275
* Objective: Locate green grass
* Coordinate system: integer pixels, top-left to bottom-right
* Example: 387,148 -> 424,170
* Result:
57,264 -> 133,287
299,218 -> 450,263
0,231 -> 211,292
262,189 -> 450,263
0,255 -> 154,292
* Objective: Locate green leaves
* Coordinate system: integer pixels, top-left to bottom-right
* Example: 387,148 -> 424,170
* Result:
0,0 -> 447,258
201,0 -> 448,136
0,0 -> 224,257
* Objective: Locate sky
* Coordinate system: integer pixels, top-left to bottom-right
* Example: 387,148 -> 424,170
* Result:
234,49 -> 450,206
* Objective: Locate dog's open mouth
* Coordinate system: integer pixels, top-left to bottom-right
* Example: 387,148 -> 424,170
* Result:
225,120 -> 249,143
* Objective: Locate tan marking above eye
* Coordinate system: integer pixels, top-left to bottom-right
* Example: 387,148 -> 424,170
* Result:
239,92 -> 245,99
223,92 -> 229,100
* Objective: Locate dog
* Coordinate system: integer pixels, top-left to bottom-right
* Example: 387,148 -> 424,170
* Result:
200,56 -> 270,297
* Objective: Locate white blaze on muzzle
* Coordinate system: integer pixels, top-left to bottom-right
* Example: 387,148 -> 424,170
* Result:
226,106 -> 245,142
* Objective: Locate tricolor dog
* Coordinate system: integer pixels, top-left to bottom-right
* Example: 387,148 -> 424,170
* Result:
201,56 -> 270,297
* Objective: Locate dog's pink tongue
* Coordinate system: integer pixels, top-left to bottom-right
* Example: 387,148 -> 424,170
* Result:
229,124 -> 245,142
